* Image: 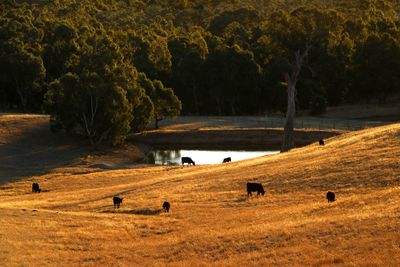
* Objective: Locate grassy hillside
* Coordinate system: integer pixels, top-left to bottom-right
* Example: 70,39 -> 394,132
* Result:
0,114 -> 89,181
0,118 -> 399,265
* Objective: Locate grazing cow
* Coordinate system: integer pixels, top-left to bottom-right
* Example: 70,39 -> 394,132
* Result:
319,139 -> 325,146
247,182 -> 265,197
181,157 -> 195,166
222,157 -> 231,163
162,201 -> 170,213
32,183 -> 41,193
113,196 -> 123,208
326,191 -> 335,202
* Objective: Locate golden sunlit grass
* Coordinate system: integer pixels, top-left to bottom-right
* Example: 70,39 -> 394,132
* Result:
0,117 -> 399,266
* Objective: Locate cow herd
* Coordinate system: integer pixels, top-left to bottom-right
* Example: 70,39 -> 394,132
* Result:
30,182 -> 172,213
30,180 -> 336,214
181,156 -> 232,166
29,138 -> 336,214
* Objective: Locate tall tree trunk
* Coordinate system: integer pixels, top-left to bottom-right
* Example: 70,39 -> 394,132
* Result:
281,79 -> 296,152
14,77 -> 28,112
192,85 -> 200,114
230,100 -> 236,116
155,117 -> 162,129
281,44 -> 311,153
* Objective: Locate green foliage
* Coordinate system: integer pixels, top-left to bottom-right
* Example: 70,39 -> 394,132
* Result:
44,32 -> 136,145
42,22 -> 78,82
1,0 -> 399,140
201,45 -> 261,115
138,73 -> 181,128
131,93 -> 154,132
351,33 -> 400,102
0,39 -> 45,111
208,7 -> 260,36
0,5 -> 45,111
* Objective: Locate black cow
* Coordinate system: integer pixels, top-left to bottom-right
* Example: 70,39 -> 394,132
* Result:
247,182 -> 265,197
326,191 -> 335,202
113,196 -> 123,208
222,157 -> 231,163
162,201 -> 170,213
32,183 -> 41,193
181,157 -> 195,166
319,139 -> 325,146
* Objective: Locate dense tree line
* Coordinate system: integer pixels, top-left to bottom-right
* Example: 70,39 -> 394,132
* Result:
0,0 -> 399,144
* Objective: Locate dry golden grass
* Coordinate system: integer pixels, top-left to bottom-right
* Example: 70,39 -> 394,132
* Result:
0,116 -> 399,266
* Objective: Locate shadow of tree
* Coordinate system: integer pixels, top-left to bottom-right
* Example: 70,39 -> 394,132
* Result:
0,115 -> 89,182
102,209 -> 162,216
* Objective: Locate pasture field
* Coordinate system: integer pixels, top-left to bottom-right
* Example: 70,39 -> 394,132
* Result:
0,115 -> 399,266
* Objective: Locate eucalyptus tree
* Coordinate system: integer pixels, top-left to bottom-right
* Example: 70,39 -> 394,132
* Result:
268,7 -> 342,152
352,33 -> 400,103
44,32 -> 135,145
0,6 -> 45,111
349,2 -> 400,103
201,44 -> 261,115
168,28 -> 208,114
42,23 -> 78,82
138,73 -> 181,129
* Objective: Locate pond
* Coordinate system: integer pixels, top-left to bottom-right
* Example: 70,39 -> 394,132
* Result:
148,149 -> 279,165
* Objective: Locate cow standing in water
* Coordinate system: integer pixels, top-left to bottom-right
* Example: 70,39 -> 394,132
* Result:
247,182 -> 265,197
181,157 -> 195,166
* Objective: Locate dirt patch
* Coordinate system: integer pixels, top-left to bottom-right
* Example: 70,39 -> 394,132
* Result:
129,128 -> 338,150
130,116 -> 341,149
81,143 -> 147,168
323,103 -> 400,121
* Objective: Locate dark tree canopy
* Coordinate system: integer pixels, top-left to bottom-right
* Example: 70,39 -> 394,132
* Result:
1,0 -> 399,144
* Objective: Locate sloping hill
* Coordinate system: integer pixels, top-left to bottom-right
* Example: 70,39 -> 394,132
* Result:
0,114 -> 89,181
0,114 -> 147,182
0,122 -> 399,266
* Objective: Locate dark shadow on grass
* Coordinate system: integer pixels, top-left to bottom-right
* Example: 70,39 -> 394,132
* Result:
102,209 -> 162,216
234,196 -> 248,202
0,115 -> 89,182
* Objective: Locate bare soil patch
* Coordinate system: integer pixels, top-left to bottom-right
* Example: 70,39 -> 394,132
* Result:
130,116 -> 340,150
130,128 -> 337,150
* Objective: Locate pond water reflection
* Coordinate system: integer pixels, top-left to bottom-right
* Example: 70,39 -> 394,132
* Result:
148,149 -> 279,165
